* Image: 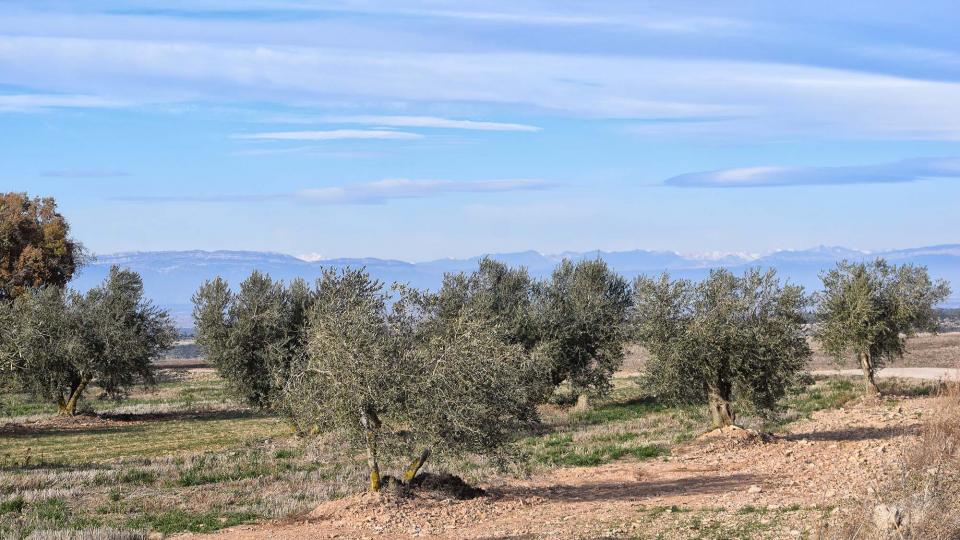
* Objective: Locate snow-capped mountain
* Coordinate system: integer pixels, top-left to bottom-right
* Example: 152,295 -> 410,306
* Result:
72,245 -> 960,326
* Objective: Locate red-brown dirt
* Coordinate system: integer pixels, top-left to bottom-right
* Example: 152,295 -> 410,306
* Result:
177,395 -> 930,539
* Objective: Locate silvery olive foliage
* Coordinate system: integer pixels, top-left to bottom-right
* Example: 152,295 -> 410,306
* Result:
0,266 -> 176,415
424,257 -> 541,352
536,259 -> 633,397
633,268 -> 810,428
192,272 -> 313,409
815,259 -> 951,395
281,267 -> 545,490
420,257 -> 634,401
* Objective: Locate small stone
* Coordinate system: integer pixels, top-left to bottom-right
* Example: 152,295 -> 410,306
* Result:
873,504 -> 903,532
747,485 -> 762,494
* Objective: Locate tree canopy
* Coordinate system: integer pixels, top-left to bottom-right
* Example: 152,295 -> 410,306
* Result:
281,268 -> 545,491
815,259 -> 951,395
192,272 -> 313,410
633,268 -> 811,428
0,193 -> 84,301
0,267 -> 176,415
536,259 -> 633,400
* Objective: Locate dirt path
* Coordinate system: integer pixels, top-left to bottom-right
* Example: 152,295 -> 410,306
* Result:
811,367 -> 960,380
177,395 -> 932,540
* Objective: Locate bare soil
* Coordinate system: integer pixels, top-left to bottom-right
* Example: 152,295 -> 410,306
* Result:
618,332 -> 960,375
178,395 -> 931,539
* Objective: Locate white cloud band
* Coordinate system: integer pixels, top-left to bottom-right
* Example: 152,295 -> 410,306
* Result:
665,157 -> 960,188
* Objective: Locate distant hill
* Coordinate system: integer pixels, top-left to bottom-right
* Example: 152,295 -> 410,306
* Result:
72,245 -> 960,326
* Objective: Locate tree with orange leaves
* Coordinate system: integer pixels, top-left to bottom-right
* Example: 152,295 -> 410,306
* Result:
0,192 -> 84,300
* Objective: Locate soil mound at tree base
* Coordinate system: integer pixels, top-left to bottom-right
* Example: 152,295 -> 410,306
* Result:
409,472 -> 486,500
307,473 -> 486,523
699,425 -> 773,441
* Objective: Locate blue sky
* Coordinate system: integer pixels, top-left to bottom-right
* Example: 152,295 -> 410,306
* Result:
2,1 -> 959,261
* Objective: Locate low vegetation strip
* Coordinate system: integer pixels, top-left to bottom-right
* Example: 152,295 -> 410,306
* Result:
1,367 -> 925,538
0,414 -> 287,465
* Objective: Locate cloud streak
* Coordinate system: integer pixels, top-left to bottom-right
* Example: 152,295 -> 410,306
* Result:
112,178 -> 554,205
233,129 -> 423,141
299,178 -> 552,204
664,157 -> 960,188
5,32 -> 960,139
0,93 -> 123,112
320,115 -> 541,132
42,169 -> 131,178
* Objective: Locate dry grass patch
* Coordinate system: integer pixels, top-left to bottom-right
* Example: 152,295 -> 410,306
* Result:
828,381 -> 960,538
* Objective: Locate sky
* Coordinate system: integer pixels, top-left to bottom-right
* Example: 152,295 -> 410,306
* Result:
2,1 -> 959,262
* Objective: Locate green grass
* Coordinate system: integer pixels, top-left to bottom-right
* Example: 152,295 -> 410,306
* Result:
571,397 -> 669,425
0,496 -> 25,515
0,414 -> 289,465
1,366 -> 921,538
126,508 -> 258,535
0,368 -> 362,538
116,469 -> 156,486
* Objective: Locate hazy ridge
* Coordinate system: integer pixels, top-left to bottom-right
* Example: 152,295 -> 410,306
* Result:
72,244 -> 960,325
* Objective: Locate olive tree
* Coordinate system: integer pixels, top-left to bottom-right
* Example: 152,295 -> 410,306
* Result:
192,272 -> 312,409
1,267 -> 176,415
1,193 -> 85,301
535,259 -> 633,404
282,268 -> 544,491
0,286 -> 78,412
424,257 -> 540,350
633,269 -> 810,428
815,259 -> 951,396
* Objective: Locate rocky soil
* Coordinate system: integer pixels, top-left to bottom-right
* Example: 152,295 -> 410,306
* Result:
177,394 -> 930,539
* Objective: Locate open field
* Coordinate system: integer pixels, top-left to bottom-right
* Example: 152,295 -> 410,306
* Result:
621,332 -> 960,374
1,333 -> 958,539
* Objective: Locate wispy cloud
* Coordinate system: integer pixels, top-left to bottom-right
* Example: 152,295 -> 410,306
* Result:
42,168 -> 131,178
5,32 -> 960,139
665,157 -> 960,188
315,115 -> 540,132
230,147 -> 383,158
232,129 -> 423,141
0,93 -> 123,112
112,178 -> 554,205
299,178 -> 552,204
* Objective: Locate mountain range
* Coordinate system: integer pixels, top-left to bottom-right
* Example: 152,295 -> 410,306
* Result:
71,245 -> 960,326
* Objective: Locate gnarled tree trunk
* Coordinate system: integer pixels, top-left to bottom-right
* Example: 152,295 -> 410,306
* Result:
707,385 -> 735,428
573,392 -> 591,411
403,448 -> 431,482
858,351 -> 879,396
360,407 -> 381,491
58,375 -> 91,416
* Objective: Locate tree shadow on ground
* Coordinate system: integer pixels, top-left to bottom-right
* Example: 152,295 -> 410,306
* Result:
781,424 -> 917,442
100,408 -> 259,423
491,473 -> 758,504
0,408 -> 261,439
